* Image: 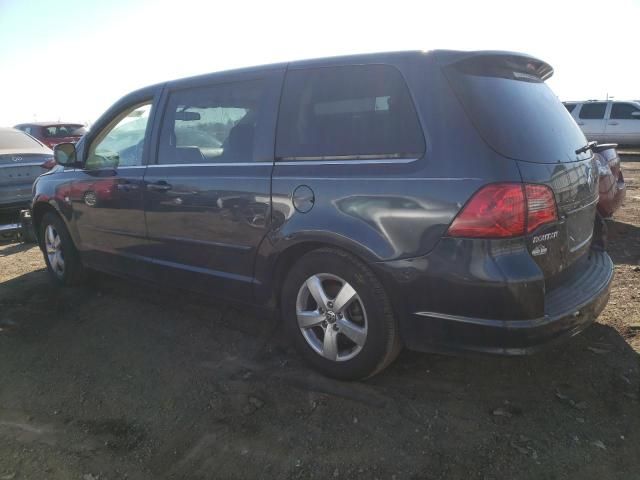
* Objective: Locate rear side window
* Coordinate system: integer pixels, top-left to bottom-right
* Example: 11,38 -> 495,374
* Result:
564,104 -> 576,113
158,79 -> 265,164
444,55 -> 589,163
276,65 -> 425,160
610,102 -> 640,119
579,103 -> 607,119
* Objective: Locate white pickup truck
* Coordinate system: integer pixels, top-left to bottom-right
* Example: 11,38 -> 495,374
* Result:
564,100 -> 640,147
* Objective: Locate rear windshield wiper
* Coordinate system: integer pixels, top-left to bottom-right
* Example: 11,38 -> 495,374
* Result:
575,141 -> 597,155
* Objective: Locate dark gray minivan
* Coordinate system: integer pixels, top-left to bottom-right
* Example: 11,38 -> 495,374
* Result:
33,50 -> 613,379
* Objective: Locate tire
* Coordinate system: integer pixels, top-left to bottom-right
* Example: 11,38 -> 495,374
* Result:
281,248 -> 401,380
39,212 -> 85,286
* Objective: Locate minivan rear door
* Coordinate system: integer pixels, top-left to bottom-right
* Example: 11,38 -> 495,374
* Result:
442,52 -> 599,278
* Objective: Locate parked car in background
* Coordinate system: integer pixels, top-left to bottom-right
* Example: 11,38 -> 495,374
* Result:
33,50 -> 613,379
593,143 -> 626,217
1,128 -> 53,238
14,122 -> 87,149
564,100 -> 640,146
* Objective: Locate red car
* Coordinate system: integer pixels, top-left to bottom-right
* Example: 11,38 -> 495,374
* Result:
13,122 -> 87,149
593,144 -> 626,218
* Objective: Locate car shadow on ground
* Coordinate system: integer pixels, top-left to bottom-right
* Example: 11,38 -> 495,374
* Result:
0,241 -> 33,257
607,219 -> 640,266
1,263 -> 639,479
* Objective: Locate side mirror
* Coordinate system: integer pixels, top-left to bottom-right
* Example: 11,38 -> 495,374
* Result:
53,142 -> 78,167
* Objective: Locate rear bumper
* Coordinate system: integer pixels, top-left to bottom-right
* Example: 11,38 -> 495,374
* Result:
0,184 -> 32,213
399,249 -> 613,355
0,209 -> 33,240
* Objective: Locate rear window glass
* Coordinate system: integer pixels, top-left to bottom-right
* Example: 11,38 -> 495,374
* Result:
445,56 -> 589,163
43,124 -> 87,138
276,65 -> 425,160
579,103 -> 607,119
0,129 -> 45,150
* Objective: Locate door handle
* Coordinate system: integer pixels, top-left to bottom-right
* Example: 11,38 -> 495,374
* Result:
147,181 -> 172,192
577,122 -> 585,126
608,121 -> 619,125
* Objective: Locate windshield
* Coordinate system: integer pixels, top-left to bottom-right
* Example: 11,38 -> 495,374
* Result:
445,56 -> 589,163
43,124 -> 87,138
0,129 -> 45,150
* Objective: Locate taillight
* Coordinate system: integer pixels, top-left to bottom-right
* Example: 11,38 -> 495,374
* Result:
524,184 -> 558,233
447,183 -> 557,238
41,157 -> 56,170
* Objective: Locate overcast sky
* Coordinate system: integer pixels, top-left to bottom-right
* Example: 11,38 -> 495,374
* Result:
1,0 -> 638,126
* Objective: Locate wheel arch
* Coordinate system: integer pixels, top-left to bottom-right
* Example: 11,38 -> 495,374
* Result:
259,234 -> 384,312
31,201 -> 67,247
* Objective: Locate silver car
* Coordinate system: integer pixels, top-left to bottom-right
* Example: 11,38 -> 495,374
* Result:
0,128 -> 53,214
564,100 -> 640,146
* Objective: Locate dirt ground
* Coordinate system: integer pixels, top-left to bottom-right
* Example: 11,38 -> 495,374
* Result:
1,160 -> 639,480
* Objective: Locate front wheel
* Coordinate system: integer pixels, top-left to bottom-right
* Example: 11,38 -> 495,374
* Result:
281,248 -> 401,380
40,212 -> 85,286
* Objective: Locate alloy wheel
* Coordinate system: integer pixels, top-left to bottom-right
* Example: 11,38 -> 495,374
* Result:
45,224 -> 65,278
296,273 -> 368,362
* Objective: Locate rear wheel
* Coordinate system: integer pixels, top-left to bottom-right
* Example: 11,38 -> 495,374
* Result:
281,248 -> 401,380
40,212 -> 84,286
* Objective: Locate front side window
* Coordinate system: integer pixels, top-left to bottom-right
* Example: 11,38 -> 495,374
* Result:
610,102 -> 640,119
276,64 -> 425,160
579,103 -> 607,119
86,102 -> 152,169
158,79 -> 265,164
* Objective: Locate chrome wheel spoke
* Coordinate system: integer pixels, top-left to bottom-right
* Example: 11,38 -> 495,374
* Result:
46,226 -> 55,245
322,327 -> 339,361
297,310 -> 325,329
44,224 -> 64,277
333,282 -> 357,313
305,275 -> 329,310
337,318 -> 367,346
56,252 -> 64,270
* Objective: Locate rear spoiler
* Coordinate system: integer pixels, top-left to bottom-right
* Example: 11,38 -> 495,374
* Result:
434,50 -> 554,81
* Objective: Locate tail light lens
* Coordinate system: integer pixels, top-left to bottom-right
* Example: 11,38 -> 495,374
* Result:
447,183 -> 557,238
525,184 -> 558,233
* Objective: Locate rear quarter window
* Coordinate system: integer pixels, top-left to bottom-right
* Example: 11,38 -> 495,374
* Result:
564,103 -> 576,113
276,64 -> 425,160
